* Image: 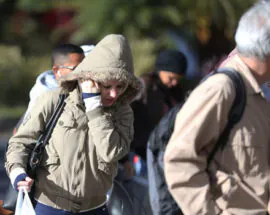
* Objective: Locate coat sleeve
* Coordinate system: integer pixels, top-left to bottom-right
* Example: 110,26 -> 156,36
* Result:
86,104 -> 134,163
5,90 -> 60,175
164,74 -> 235,215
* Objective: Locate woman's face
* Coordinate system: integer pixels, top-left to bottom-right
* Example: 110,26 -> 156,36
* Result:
158,70 -> 183,88
100,80 -> 127,106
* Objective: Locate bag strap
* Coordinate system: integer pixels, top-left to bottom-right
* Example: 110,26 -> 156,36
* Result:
206,68 -> 246,167
29,93 -> 67,171
164,103 -> 183,143
40,93 -> 67,145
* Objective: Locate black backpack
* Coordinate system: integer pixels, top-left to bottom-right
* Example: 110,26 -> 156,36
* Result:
147,68 -> 246,215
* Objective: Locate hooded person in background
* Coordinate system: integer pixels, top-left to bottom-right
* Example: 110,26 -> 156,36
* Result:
131,50 -> 197,161
5,34 -> 142,215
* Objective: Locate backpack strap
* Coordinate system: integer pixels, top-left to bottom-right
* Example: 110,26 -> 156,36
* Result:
207,68 -> 246,167
163,103 -> 183,144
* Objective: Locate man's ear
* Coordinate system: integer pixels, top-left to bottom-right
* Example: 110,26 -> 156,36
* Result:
52,65 -> 58,74
52,66 -> 59,79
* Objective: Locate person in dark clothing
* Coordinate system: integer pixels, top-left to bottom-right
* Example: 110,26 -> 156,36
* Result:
131,49 -> 197,161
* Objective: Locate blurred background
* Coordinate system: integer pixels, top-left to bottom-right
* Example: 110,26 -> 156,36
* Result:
0,0 -> 258,201
0,0 -> 257,121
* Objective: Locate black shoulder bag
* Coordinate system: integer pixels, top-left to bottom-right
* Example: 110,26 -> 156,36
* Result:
3,93 -> 67,211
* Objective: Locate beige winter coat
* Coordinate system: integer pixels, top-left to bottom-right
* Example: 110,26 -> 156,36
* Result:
5,34 -> 141,213
164,53 -> 270,215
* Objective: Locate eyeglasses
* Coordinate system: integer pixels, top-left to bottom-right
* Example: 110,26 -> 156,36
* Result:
58,65 -> 77,71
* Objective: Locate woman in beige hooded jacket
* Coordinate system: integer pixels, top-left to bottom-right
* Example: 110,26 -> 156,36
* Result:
5,34 -> 141,215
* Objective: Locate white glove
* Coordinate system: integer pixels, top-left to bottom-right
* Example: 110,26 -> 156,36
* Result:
79,79 -> 102,111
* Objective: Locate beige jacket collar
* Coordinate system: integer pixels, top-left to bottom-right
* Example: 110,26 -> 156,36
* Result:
224,54 -> 264,97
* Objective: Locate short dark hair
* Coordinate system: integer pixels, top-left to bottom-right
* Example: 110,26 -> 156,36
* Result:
51,43 -> 84,65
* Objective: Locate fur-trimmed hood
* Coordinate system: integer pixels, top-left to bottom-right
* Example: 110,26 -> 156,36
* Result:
60,34 -> 142,104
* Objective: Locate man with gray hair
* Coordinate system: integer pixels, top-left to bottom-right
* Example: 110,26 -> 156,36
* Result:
164,1 -> 270,214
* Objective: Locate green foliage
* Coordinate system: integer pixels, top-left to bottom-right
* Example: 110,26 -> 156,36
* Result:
66,0 -> 257,75
13,0 -> 257,44
16,0 -> 54,12
0,105 -> 26,118
0,44 -> 50,106
0,0 -> 259,109
130,37 -> 156,76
